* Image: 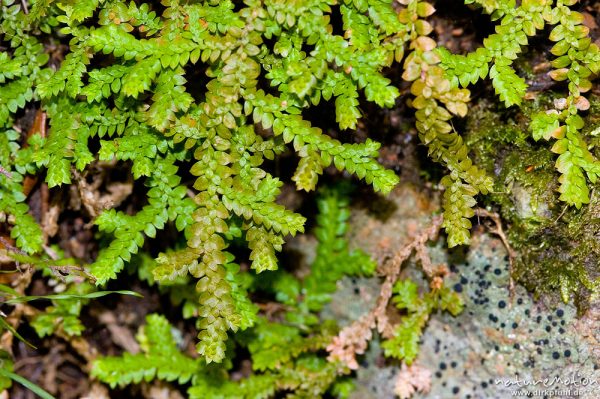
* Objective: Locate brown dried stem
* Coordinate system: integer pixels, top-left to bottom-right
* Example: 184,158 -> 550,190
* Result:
474,208 -> 516,299
326,215 -> 443,370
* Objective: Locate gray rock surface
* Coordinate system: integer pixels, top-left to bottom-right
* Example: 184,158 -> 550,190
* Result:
320,184 -> 600,399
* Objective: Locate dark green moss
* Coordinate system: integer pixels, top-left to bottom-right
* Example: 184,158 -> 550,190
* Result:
463,96 -> 600,309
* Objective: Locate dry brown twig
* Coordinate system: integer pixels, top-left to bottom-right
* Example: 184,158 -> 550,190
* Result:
20,0 -> 28,14
0,236 -> 25,256
41,245 -> 96,283
72,168 -> 133,220
474,208 -> 516,299
326,215 -> 443,370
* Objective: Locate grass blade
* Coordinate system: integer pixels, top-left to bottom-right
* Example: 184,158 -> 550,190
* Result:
0,368 -> 55,399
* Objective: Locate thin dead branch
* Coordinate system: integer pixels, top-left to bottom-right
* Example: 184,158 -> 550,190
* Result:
475,208 -> 516,299
73,168 -> 133,219
326,216 -> 443,370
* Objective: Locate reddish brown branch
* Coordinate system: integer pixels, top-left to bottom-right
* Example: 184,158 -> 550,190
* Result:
326,216 -> 443,369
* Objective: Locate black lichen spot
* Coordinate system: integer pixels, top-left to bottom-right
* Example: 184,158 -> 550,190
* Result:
461,276 -> 468,284
452,387 -> 460,394
524,356 -> 536,368
514,343 -> 521,350
564,350 -> 571,358
498,300 -> 506,309
494,268 -> 501,275
451,361 -> 457,368
439,362 -> 447,370
453,283 -> 463,293
512,322 -> 518,328
556,309 -> 564,318
545,326 -> 552,333
552,351 -> 560,359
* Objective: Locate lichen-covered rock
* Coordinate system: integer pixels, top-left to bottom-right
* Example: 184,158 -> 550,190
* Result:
324,183 -> 600,399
